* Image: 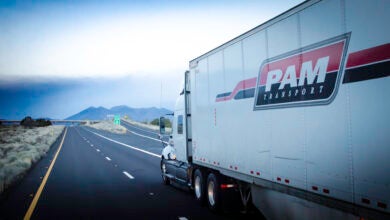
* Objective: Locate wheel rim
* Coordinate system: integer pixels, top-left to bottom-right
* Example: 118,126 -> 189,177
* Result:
195,175 -> 201,199
208,180 -> 215,206
161,163 -> 167,181
161,163 -> 167,173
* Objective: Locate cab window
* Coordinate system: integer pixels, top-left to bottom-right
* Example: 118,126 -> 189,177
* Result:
177,115 -> 183,134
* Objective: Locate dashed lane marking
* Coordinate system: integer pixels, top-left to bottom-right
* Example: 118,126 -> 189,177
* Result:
123,171 -> 134,179
96,149 -> 100,152
105,157 -> 111,161
88,131 -> 160,158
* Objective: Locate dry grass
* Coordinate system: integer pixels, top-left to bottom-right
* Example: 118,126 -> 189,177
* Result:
122,118 -> 159,131
0,125 -> 64,193
85,120 -> 127,134
121,118 -> 172,133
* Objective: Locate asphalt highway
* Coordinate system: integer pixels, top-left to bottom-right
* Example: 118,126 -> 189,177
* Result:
0,123 -> 262,219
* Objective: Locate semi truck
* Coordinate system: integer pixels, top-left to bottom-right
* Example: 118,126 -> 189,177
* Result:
159,0 -> 390,219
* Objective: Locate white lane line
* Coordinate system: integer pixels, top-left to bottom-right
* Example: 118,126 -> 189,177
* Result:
126,129 -> 168,145
96,149 -> 100,152
121,120 -> 168,144
123,171 -> 134,179
121,120 -> 159,135
90,144 -> 94,147
178,217 -> 188,220
89,131 -> 160,158
105,157 -> 111,161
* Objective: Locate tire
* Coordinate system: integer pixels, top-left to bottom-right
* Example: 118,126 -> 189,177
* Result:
206,172 -> 221,212
194,169 -> 206,205
160,159 -> 170,185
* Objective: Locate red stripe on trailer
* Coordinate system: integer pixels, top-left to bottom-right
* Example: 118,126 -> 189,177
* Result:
285,179 -> 290,184
234,166 -> 238,170
277,177 -> 281,181
312,186 -> 318,191
256,172 -> 260,176
323,189 -> 330,194
346,43 -> 390,69
216,77 -> 257,102
250,171 -> 254,174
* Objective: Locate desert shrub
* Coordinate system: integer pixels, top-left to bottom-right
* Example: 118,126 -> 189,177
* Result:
36,119 -> 52,127
20,116 -> 35,127
20,117 -> 52,127
85,120 -> 126,134
150,118 -> 172,128
0,125 -> 64,194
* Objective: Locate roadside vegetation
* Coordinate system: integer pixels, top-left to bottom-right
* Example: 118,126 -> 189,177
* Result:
85,120 -> 127,134
122,118 -> 159,131
0,124 -> 64,194
122,118 -> 172,133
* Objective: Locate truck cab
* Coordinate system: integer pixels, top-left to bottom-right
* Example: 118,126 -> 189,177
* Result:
160,75 -> 191,186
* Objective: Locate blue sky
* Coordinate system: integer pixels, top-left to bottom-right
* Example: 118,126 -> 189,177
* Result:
0,0 -> 304,119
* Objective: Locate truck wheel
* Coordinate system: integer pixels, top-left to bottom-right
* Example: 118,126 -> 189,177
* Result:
194,169 -> 206,204
207,172 -> 221,211
161,160 -> 170,185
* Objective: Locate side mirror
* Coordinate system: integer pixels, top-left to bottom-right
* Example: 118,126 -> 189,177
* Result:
159,117 -> 166,135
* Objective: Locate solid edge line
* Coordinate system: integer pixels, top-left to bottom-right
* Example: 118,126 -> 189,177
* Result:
126,128 -> 168,144
123,171 -> 134,179
120,120 -> 168,144
24,127 -> 68,220
121,120 -> 159,135
88,130 -> 160,158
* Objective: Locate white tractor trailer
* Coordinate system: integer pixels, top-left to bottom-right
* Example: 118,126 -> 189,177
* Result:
159,0 -> 390,219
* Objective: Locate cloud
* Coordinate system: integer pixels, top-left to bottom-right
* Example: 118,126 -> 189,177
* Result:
0,1 -> 303,78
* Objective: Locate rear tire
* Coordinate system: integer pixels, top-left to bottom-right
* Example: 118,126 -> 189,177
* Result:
161,159 -> 170,185
194,169 -> 206,205
207,172 -> 221,212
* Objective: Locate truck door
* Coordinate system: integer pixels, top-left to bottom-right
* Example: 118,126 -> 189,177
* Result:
174,114 -> 188,180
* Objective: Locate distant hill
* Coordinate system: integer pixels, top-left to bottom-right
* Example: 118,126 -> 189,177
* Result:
66,105 -> 172,122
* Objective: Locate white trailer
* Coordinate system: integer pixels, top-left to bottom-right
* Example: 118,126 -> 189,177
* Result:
160,0 -> 390,219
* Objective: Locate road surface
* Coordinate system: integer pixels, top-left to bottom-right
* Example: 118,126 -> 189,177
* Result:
0,123 -> 263,219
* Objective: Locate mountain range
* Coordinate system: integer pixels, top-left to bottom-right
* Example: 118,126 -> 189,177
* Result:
66,105 -> 172,122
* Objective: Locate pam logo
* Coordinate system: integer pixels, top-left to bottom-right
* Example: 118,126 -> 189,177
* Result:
254,34 -> 350,110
